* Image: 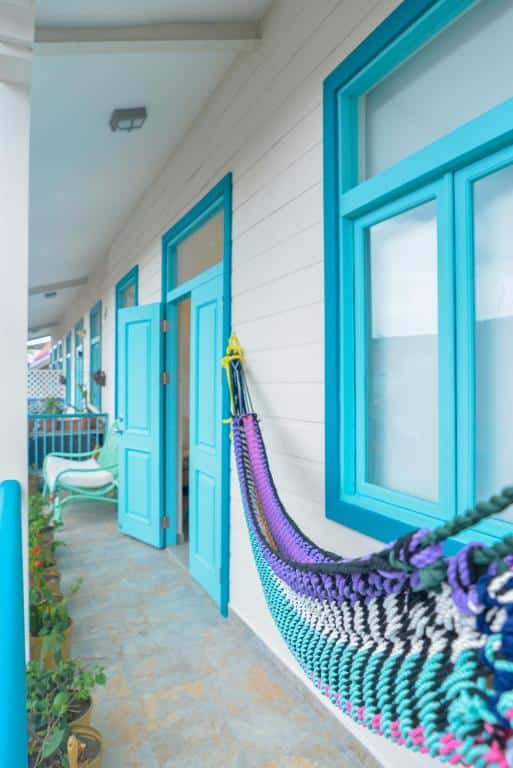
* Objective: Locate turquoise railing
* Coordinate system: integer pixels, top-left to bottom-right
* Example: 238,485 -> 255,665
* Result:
0,480 -> 27,766
28,412 -> 109,471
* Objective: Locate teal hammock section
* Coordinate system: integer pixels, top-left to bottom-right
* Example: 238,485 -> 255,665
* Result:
223,336 -> 513,768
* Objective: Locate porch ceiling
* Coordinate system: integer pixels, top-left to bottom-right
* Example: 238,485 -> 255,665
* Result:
28,0 -> 270,336
36,0 -> 271,27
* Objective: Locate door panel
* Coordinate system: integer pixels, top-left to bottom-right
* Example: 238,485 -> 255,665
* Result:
189,274 -> 223,603
118,303 -> 163,548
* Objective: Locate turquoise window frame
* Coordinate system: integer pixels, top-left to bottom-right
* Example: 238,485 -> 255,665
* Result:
65,332 -> 71,405
351,179 -> 456,531
324,0 -> 513,548
114,266 -> 139,417
57,341 -> 63,371
89,301 -> 102,410
453,143 -> 513,544
161,173 -> 232,616
74,319 -> 84,410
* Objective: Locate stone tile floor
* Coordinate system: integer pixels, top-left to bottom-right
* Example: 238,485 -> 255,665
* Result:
58,503 -> 379,768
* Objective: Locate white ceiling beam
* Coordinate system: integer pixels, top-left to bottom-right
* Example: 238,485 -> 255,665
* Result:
0,2 -> 33,83
34,21 -> 261,56
29,276 -> 88,296
28,321 -> 60,336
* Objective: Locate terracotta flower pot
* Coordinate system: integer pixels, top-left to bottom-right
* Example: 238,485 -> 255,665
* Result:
69,725 -> 102,768
46,574 -> 61,595
30,619 -> 72,669
29,724 -> 102,768
38,525 -> 55,545
41,564 -> 61,580
69,697 -> 93,730
32,565 -> 61,595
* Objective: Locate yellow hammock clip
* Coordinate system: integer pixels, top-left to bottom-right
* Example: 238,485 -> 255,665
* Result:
221,334 -> 244,437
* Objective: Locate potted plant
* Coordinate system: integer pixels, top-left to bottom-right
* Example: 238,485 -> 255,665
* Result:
29,494 -> 57,548
68,727 -> 102,768
39,398 -> 64,433
27,659 -> 105,768
30,583 -> 73,668
27,657 -> 106,732
92,370 -> 106,388
30,541 -> 61,584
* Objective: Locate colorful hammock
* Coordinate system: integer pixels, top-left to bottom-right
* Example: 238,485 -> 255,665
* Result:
223,337 -> 513,768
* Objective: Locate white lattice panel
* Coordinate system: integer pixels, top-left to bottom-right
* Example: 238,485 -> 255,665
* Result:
27,369 -> 65,400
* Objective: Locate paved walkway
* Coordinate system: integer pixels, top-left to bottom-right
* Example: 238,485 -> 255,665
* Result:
58,503 -> 379,768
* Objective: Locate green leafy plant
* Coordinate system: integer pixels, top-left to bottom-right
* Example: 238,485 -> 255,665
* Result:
43,397 -> 63,415
27,658 -> 106,767
28,495 -> 60,549
30,592 -> 67,634
78,385 -> 89,412
42,397 -> 63,415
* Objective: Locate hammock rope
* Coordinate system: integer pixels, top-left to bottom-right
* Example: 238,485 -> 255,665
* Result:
223,335 -> 513,768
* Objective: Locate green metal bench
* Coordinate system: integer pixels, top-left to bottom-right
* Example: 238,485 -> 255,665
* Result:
43,421 -> 119,523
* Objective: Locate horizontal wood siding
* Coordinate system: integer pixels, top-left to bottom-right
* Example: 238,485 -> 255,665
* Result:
56,2 -> 442,765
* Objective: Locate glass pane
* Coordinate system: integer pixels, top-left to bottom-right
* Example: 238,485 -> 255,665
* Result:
362,0 -> 513,178
121,282 -> 136,308
175,210 -> 223,285
90,310 -> 100,339
474,163 -> 513,501
365,200 -> 438,500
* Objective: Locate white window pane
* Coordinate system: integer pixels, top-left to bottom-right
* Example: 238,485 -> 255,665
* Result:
121,282 -> 136,308
363,0 -> 513,179
366,200 -> 438,500
175,210 -> 223,285
474,163 -> 513,500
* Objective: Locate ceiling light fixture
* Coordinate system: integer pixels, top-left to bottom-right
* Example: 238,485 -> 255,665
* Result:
110,107 -> 147,133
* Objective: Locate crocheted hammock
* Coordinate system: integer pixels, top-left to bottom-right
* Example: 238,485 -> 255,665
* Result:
222,337 -> 513,768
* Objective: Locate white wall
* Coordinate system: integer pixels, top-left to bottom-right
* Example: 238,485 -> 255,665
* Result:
0,79 -> 32,648
58,2 -> 442,765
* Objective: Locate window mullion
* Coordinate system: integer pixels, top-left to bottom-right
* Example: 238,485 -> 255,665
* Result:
453,166 -> 476,518
437,172 -> 457,521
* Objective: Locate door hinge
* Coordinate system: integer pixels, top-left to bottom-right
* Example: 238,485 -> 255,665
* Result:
161,371 -> 171,385
161,515 -> 170,529
161,319 -> 170,332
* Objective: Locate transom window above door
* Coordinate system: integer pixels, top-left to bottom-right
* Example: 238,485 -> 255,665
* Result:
324,0 -> 513,546
165,206 -> 224,291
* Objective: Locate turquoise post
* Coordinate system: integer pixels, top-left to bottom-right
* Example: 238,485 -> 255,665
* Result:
0,480 -> 27,767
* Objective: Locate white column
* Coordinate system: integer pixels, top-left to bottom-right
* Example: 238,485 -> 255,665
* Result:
0,0 -> 34,650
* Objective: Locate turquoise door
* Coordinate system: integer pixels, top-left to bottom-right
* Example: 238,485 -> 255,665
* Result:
189,273 -> 224,604
74,320 -> 84,408
117,303 -> 164,548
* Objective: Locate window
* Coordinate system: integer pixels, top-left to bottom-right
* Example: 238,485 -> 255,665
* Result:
115,266 -> 139,416
74,319 -> 84,410
169,209 -> 223,287
65,333 -> 71,405
324,0 -> 513,545
89,301 -> 102,410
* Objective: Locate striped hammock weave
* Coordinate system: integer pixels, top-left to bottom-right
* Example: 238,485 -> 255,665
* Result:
224,342 -> 513,768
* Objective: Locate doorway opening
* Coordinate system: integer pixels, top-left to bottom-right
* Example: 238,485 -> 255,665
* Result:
162,173 -> 232,614
175,296 -> 191,569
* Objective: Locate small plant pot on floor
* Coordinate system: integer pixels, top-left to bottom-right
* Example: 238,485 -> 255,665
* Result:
69,697 -> 93,729
39,525 -> 55,544
28,726 -> 102,768
69,725 -> 102,768
30,620 -> 72,669
38,566 -> 61,594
